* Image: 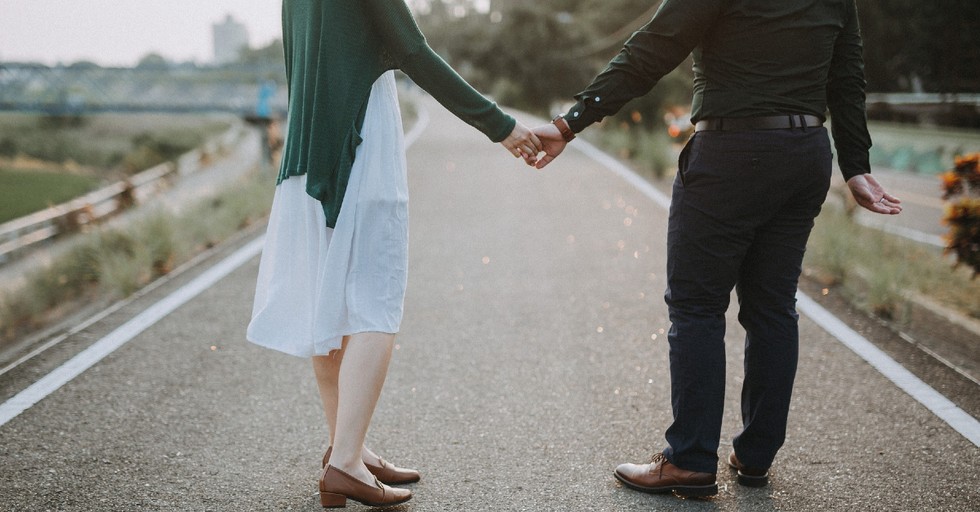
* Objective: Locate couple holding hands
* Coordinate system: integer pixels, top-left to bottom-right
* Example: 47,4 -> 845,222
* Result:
247,0 -> 901,508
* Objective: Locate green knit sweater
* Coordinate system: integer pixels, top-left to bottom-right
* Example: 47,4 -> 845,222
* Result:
279,0 -> 516,228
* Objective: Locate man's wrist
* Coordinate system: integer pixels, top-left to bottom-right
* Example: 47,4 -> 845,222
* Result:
552,115 -> 576,143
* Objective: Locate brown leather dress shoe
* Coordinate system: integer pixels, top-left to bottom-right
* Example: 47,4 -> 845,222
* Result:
727,451 -> 769,487
319,465 -> 412,508
322,447 -> 421,485
614,453 -> 717,498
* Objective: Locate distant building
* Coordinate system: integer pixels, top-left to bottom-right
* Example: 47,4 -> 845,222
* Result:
212,14 -> 249,64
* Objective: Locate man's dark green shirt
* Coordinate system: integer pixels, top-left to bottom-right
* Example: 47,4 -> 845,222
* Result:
564,0 -> 872,180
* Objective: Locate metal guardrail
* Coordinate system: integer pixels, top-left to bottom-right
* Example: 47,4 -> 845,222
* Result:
866,93 -> 980,106
0,124 -> 244,264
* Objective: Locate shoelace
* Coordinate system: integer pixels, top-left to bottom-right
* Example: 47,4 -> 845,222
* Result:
649,452 -> 668,475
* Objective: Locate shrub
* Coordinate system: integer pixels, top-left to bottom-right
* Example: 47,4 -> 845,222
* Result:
940,153 -> 980,277
592,121 -> 673,180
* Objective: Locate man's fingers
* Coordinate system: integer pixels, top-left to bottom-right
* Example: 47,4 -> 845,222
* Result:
883,192 -> 902,204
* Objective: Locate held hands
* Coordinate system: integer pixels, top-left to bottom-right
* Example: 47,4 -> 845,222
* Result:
500,122 -> 543,166
499,118 -> 571,168
846,173 -> 902,215
530,123 -> 567,169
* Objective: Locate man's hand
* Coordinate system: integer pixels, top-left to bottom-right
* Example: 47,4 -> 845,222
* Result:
532,123 -> 567,169
499,122 -> 542,166
846,173 -> 902,214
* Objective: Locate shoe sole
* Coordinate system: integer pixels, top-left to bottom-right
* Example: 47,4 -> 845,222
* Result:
735,472 -> 768,487
613,470 -> 718,498
320,491 -> 413,508
726,456 -> 769,487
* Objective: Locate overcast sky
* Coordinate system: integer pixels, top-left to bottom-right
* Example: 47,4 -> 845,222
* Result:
0,0 -> 284,66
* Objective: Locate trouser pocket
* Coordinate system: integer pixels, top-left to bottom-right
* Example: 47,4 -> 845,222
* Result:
677,134 -> 698,187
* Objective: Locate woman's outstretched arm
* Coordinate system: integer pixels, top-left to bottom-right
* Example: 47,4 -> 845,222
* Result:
362,0 -> 541,163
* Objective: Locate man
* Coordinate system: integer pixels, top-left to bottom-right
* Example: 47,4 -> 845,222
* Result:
534,0 -> 901,498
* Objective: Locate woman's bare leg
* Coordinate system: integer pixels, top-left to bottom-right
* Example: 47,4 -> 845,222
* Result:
324,331 -> 395,483
313,337 -> 387,464
312,337 -> 348,446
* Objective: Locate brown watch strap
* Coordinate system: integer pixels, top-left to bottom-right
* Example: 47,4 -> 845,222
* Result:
552,115 -> 575,142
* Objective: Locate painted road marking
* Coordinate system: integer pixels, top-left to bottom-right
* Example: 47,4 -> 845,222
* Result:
573,137 -> 980,448
0,236 -> 265,427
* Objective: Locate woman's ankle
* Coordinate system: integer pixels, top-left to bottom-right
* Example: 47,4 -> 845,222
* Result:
329,460 -> 375,484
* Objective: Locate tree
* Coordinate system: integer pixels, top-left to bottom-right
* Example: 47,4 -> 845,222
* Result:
856,0 -> 980,93
135,53 -> 170,71
418,0 -> 678,114
238,39 -> 285,68
67,60 -> 102,70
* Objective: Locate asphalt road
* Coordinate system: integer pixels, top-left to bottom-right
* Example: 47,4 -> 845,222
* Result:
1,97 -> 978,511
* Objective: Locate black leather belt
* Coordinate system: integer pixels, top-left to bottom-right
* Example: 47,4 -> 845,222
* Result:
694,114 -> 823,132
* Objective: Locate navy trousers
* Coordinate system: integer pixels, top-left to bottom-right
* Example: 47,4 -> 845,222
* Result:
661,127 -> 833,474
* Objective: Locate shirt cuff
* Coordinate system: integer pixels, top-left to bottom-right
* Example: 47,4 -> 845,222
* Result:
564,102 -> 589,133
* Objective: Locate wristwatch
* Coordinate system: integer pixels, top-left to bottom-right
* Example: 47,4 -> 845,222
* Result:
552,114 -> 576,142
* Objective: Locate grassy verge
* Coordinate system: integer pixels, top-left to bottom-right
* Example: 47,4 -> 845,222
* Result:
0,113 -> 230,175
804,206 -> 979,322
0,113 -> 232,223
0,169 -> 102,223
0,167 -> 275,344
583,123 -> 675,182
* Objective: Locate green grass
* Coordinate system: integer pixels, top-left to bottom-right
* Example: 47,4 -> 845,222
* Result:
804,207 -> 980,322
0,113 -> 231,172
0,169 -> 102,223
585,123 -> 674,180
0,167 -> 275,343
0,112 -> 233,224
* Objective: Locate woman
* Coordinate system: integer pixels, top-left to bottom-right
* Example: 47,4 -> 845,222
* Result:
246,0 -> 541,508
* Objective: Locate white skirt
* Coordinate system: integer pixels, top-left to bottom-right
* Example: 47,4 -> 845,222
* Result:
247,72 -> 409,357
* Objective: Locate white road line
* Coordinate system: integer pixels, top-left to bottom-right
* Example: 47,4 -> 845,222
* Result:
796,293 -> 980,446
0,236 -> 265,427
574,140 -> 672,211
0,106 -> 431,429
854,215 -> 946,248
572,137 -> 980,448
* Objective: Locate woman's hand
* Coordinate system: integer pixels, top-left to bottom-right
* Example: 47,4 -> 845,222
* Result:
500,122 -> 543,166
846,173 -> 902,214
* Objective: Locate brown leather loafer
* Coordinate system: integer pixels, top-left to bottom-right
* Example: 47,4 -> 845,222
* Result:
614,453 -> 717,498
319,465 -> 412,508
727,451 -> 769,487
322,447 -> 421,485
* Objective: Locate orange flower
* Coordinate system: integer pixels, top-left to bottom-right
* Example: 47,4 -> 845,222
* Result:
940,170 -> 963,199
942,154 -> 980,276
954,152 -> 979,171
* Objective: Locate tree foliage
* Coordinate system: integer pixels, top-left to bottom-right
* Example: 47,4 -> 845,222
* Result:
856,0 -> 980,93
417,0 -> 690,117
416,0 -> 980,116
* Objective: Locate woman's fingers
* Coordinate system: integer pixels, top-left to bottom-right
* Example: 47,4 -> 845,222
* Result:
529,132 -> 543,153
501,123 -> 544,166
